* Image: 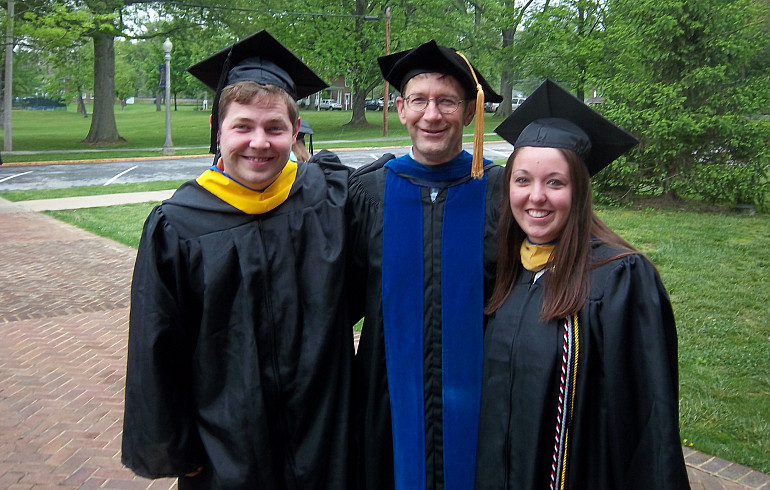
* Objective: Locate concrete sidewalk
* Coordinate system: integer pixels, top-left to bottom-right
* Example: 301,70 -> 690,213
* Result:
16,191 -> 175,212
0,194 -> 768,489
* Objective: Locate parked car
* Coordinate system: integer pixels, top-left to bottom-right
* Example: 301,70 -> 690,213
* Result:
484,97 -> 527,113
378,97 -> 393,109
484,102 -> 499,113
364,99 -> 380,111
318,98 -> 342,110
511,97 -> 527,110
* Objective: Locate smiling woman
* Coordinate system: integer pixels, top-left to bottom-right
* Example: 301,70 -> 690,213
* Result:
508,146 -> 573,244
477,79 -> 689,489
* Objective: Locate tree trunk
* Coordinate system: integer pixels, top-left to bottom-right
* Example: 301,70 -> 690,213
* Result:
155,90 -> 161,111
497,69 -> 513,118
576,83 -> 585,102
344,89 -> 370,128
575,5 -> 586,102
496,27 -> 516,119
76,92 -> 88,117
82,31 -> 124,145
343,0 -> 374,129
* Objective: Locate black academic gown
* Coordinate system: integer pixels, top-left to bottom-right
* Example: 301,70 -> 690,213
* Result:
122,151 -> 353,490
347,155 -> 503,490
475,242 -> 690,490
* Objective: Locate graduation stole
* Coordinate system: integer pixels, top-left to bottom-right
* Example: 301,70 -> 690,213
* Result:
382,152 -> 485,490
520,239 -> 556,272
196,159 -> 297,214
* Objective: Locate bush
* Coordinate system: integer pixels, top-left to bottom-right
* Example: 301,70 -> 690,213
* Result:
15,96 -> 67,111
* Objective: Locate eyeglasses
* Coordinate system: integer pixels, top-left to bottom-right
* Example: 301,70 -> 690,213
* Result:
403,95 -> 465,114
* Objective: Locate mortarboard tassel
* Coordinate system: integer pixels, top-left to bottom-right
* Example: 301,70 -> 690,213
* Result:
455,51 -> 485,179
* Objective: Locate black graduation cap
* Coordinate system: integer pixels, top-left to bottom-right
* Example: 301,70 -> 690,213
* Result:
298,119 -> 313,136
298,119 -> 314,155
187,30 -> 328,154
378,40 -> 502,103
378,40 -> 503,178
494,79 -> 639,176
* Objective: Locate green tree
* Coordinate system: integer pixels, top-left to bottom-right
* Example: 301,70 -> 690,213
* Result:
594,0 -> 770,207
347,0 -> 493,125
145,5 -> 244,109
516,0 -> 606,99
114,42 -> 138,107
482,0 -> 543,118
3,2 -> 100,120
41,40 -> 94,116
4,49 -> 44,98
18,0 -> 231,144
262,0 -> 396,128
198,0 -> 484,128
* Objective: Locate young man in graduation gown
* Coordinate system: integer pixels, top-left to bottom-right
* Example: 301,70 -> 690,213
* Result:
121,31 -> 353,489
346,41 -> 504,490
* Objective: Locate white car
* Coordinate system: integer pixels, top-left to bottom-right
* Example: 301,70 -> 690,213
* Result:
318,98 -> 342,110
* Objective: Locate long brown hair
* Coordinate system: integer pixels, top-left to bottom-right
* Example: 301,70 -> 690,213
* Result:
485,147 -> 636,321
292,137 -> 310,162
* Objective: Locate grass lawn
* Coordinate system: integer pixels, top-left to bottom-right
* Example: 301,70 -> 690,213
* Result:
597,207 -> 770,474
14,191 -> 765,475
0,102 -> 505,164
47,202 -> 160,249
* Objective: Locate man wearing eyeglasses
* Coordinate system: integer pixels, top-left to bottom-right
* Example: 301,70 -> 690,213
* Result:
346,41 -> 504,490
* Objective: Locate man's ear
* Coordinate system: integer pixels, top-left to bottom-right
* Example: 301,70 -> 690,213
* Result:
463,102 -> 476,126
396,97 -> 408,125
212,115 -> 220,146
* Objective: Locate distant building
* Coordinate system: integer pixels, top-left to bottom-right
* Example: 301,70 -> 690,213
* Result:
585,89 -> 604,105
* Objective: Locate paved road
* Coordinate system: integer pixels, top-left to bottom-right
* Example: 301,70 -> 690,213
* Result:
0,142 -> 516,192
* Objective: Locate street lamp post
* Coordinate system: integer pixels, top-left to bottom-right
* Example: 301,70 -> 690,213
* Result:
162,38 -> 174,156
4,0 -> 15,153
382,6 -> 391,137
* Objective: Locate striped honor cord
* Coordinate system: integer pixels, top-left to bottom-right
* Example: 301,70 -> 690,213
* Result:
550,314 -> 580,490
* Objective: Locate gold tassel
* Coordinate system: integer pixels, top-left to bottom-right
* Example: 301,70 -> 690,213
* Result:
471,85 -> 485,178
455,51 -> 485,179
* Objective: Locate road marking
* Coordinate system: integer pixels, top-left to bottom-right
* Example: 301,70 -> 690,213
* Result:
485,149 -> 511,158
104,166 -> 138,185
0,171 -> 32,182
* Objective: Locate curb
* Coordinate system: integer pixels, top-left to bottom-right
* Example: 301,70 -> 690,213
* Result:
684,447 -> 770,489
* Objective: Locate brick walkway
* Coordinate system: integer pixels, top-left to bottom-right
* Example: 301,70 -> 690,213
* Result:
0,204 -> 176,489
0,197 -> 768,489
